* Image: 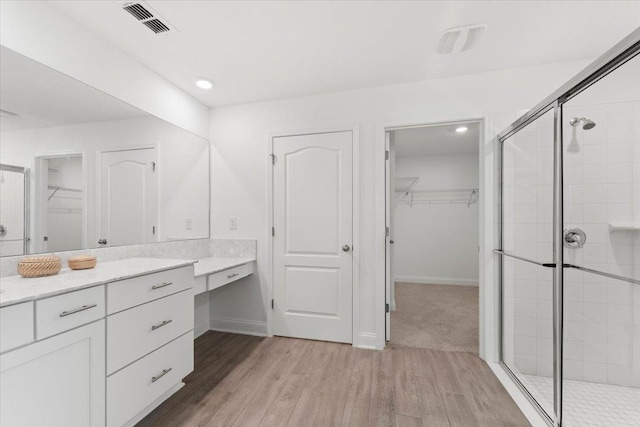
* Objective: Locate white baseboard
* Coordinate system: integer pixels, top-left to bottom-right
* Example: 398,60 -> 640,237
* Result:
488,363 -> 548,427
194,317 -> 210,338
357,332 -> 381,350
394,275 -> 478,286
209,317 -> 268,337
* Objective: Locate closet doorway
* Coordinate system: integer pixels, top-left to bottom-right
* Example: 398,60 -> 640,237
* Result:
385,121 -> 481,353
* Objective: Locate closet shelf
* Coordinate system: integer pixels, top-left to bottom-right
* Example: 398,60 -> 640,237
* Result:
398,188 -> 479,208
48,186 -> 82,201
394,177 -> 419,203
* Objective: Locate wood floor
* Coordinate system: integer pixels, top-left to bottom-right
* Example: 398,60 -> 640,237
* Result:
137,332 -> 531,427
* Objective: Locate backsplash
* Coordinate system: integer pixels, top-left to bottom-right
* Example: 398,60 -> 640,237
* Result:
209,238 -> 257,258
0,238 -> 256,277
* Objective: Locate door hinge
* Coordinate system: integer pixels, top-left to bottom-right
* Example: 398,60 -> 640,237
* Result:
151,161 -> 156,172
385,303 -> 390,313
385,150 -> 389,160
270,153 -> 276,165
152,226 -> 156,235
385,226 -> 390,237
271,299 -> 274,309
272,226 -> 275,237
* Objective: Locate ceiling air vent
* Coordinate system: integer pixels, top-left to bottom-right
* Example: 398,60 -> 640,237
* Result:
142,18 -> 170,34
436,24 -> 487,54
121,1 -> 174,34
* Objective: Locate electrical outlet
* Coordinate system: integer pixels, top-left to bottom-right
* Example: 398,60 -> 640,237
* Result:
229,217 -> 237,230
185,218 -> 192,230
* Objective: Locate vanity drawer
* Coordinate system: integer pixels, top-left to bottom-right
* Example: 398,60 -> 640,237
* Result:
0,302 -> 34,353
107,266 -> 193,314
107,331 -> 193,427
36,286 -> 105,340
107,289 -> 193,374
208,262 -> 254,292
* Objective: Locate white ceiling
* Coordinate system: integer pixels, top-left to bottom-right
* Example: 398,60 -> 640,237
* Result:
50,1 -> 640,108
394,122 -> 480,158
0,46 -> 146,132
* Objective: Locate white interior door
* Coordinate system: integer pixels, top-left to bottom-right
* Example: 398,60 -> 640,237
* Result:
273,131 -> 353,343
99,148 -> 157,247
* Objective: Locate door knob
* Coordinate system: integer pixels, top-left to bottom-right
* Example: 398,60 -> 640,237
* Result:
390,240 -> 394,244
98,239 -> 107,246
342,244 -> 350,252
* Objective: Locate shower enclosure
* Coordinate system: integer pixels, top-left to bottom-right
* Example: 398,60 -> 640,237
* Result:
0,164 -> 30,256
497,30 -> 639,427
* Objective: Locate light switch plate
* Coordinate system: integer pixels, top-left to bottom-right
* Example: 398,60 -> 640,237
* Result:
185,218 -> 192,230
229,217 -> 237,230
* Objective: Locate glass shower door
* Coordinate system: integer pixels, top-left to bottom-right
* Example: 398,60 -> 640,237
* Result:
561,52 -> 640,427
0,164 -> 29,256
501,108 -> 557,421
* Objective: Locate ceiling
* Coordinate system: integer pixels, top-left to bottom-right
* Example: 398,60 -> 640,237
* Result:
49,1 -> 640,108
0,46 -> 146,132
394,122 -> 480,157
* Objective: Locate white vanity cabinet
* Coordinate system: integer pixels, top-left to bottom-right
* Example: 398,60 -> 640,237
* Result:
0,318 -> 105,427
0,259 -> 196,427
105,265 -> 194,427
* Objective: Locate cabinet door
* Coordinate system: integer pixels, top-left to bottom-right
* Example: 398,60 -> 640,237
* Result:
0,320 -> 105,427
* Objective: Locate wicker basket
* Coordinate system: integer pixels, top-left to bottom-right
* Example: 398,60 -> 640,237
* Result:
68,255 -> 97,270
18,255 -> 62,278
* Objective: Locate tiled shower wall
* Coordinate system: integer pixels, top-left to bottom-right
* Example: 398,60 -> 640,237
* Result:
500,98 -> 640,388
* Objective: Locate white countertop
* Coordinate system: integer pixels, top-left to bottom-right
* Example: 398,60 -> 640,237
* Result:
193,257 -> 256,278
0,258 -> 195,308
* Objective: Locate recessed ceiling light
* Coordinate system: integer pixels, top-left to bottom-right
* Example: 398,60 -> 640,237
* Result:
195,78 -> 213,90
455,126 -> 468,133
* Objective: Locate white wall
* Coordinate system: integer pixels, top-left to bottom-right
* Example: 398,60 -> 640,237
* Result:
393,153 -> 479,286
209,58 -> 593,349
0,1 -> 209,138
1,116 -> 209,252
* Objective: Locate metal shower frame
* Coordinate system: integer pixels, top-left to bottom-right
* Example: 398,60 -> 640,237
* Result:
494,28 -> 640,427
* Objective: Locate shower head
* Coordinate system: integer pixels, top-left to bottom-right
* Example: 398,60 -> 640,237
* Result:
570,117 -> 596,130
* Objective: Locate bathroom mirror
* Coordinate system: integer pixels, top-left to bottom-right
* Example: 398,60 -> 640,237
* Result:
0,46 -> 210,257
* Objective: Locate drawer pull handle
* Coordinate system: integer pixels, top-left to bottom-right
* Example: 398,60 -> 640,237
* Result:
151,282 -> 173,290
59,304 -> 97,317
151,319 -> 173,331
227,273 -> 239,279
151,368 -> 172,383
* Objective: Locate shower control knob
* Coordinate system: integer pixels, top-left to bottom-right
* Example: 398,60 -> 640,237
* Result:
563,227 -> 586,249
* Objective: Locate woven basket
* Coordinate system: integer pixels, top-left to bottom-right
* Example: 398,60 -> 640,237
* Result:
68,255 -> 97,270
18,255 -> 62,278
